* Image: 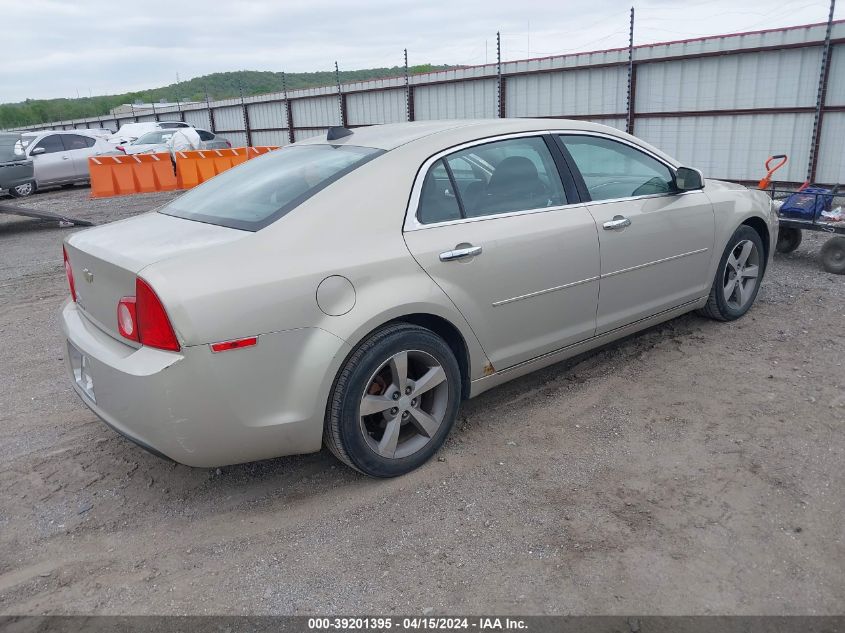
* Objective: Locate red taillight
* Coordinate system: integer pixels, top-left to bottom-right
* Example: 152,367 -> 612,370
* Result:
136,278 -> 180,351
117,278 -> 180,351
210,337 -> 258,353
116,145 -> 126,153
225,141 -> 232,148
63,245 -> 76,302
117,296 -> 138,341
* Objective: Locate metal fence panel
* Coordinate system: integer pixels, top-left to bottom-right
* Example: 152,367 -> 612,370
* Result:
295,128 -> 327,141
816,112 -> 845,183
636,47 -> 823,113
347,89 -> 406,125
825,43 -> 845,106
183,109 -> 212,129
292,96 -> 340,127
136,114 -> 157,122
219,131 -> 248,148
248,101 -> 288,129
251,129 -> 289,147
414,79 -> 497,120
158,112 -> 183,122
506,66 -> 627,117
590,118 -> 627,131
636,113 -> 814,182
214,105 -> 245,131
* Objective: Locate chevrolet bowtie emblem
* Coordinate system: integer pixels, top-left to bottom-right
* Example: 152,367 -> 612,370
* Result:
83,268 -> 94,283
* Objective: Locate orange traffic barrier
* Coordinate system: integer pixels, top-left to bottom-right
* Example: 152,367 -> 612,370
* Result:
175,146 -> 278,189
89,153 -> 177,198
90,146 -> 279,197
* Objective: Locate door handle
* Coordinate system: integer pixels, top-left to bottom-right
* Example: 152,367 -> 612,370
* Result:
440,245 -> 482,262
62,156 -> 71,160
603,215 -> 631,230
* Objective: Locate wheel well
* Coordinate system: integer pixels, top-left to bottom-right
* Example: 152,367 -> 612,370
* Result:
742,216 -> 770,265
389,313 -> 471,400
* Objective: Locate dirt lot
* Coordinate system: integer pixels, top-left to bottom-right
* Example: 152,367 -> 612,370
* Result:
0,186 -> 843,615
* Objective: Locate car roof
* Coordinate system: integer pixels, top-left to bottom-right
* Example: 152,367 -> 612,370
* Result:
293,119 -> 618,151
22,130 -> 99,137
293,118 -> 680,167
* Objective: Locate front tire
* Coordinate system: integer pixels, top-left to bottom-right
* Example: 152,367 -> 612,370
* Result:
698,225 -> 765,321
9,181 -> 36,198
324,323 -> 461,478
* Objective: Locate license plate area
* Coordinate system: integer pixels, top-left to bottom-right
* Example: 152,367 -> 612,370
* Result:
68,342 -> 96,402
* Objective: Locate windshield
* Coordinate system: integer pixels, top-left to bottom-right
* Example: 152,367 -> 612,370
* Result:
159,144 -> 384,231
133,130 -> 174,145
0,134 -> 26,162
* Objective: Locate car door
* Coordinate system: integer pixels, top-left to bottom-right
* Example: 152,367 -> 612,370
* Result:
29,134 -> 74,184
61,134 -> 98,180
403,134 -> 600,371
557,134 -> 715,335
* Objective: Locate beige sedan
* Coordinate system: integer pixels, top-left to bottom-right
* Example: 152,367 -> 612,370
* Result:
61,119 -> 777,477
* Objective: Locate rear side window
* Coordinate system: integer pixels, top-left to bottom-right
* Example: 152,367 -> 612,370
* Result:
560,135 -> 675,201
417,136 -> 567,224
32,135 -> 65,154
62,134 -> 95,150
197,130 -> 214,141
159,144 -> 383,231
418,160 -> 462,224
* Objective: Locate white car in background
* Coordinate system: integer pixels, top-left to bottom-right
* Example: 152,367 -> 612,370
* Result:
107,121 -> 192,145
9,131 -> 111,197
114,128 -> 232,155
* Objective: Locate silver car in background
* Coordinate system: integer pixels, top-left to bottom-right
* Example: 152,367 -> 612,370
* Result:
61,119 -> 777,477
11,131 -> 112,197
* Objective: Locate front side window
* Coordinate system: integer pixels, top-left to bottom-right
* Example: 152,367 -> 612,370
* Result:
560,135 -> 675,201
417,136 -> 567,224
32,135 -> 65,155
159,144 -> 383,231
134,131 -> 174,145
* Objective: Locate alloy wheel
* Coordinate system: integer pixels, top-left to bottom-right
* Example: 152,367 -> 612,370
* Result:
358,350 -> 449,459
723,239 -> 760,310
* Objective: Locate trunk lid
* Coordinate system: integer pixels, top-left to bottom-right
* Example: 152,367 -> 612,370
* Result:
65,211 -> 246,341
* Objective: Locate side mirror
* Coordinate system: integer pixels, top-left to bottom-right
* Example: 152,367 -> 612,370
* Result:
30,147 -> 46,156
675,166 -> 704,192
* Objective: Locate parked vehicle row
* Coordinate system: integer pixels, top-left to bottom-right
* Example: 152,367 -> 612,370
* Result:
3,122 -> 231,197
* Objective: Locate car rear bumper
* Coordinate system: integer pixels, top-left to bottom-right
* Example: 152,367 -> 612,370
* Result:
61,300 -> 350,467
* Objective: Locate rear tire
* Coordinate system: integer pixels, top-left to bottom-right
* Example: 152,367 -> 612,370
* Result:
776,227 -> 802,254
698,225 -> 765,322
9,181 -> 35,198
820,236 -> 845,275
324,323 -> 461,478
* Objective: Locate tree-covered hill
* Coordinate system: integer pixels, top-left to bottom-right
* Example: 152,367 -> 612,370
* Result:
1,65 -> 446,128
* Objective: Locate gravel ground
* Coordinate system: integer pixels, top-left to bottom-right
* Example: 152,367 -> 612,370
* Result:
0,186 -> 843,615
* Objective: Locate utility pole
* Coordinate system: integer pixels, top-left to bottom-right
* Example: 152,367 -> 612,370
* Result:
807,0 -> 836,183
404,48 -> 412,122
626,6 -> 636,135
240,81 -> 252,147
205,86 -> 215,133
282,71 -> 294,145
335,61 -> 347,127
497,31 -> 504,118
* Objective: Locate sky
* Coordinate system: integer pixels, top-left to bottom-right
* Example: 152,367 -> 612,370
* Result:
1,0 -> 841,103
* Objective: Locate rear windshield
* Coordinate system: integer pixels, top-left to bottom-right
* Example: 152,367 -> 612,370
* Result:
134,130 -> 174,144
159,144 -> 383,231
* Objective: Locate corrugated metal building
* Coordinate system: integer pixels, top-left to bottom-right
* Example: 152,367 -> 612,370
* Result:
12,19 -> 845,185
